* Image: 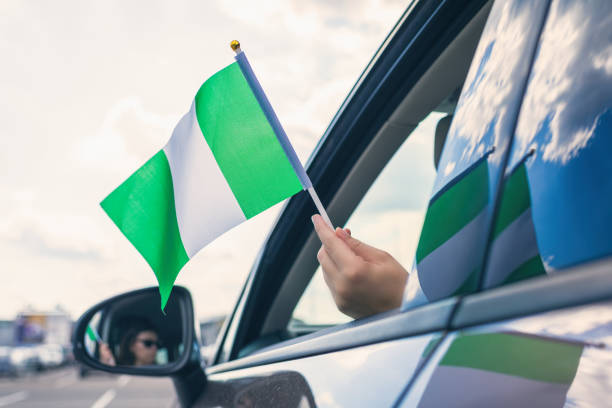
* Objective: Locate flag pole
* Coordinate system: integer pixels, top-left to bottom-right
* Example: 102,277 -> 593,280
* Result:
231,40 -> 333,229
306,186 -> 333,228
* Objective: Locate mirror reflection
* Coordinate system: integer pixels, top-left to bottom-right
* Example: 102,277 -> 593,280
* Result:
83,291 -> 185,367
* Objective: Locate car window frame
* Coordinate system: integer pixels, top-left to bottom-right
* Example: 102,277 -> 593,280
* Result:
207,297 -> 458,375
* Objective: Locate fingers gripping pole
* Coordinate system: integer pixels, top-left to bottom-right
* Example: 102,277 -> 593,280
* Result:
308,187 -> 333,229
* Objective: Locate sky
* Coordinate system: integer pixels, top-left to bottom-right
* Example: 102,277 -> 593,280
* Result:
0,0 -> 408,320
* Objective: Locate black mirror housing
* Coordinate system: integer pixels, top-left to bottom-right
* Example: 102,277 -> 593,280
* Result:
72,286 -> 200,377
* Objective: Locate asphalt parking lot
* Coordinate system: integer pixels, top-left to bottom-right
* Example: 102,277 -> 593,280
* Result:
0,366 -> 176,407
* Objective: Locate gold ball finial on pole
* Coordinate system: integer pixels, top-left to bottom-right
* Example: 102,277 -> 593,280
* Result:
230,40 -> 241,54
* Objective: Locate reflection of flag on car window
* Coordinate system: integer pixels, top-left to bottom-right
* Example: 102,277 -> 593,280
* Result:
484,156 -> 546,288
416,332 -> 583,407
415,152 -> 492,301
101,49 -> 309,310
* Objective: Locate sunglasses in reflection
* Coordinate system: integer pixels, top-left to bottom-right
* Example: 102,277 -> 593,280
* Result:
137,339 -> 162,348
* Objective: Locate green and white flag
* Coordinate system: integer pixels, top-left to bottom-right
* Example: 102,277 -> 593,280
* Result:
416,332 -> 583,407
484,158 -> 546,288
101,46 -> 312,309
414,153 -> 492,301
86,325 -> 100,342
408,151 -> 545,305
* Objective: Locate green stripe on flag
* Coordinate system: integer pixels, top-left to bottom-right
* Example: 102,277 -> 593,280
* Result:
452,267 -> 480,296
416,159 -> 489,263
503,255 -> 546,285
492,164 -> 530,239
101,150 -> 189,310
440,333 -> 583,384
86,325 -> 98,342
194,63 -> 303,219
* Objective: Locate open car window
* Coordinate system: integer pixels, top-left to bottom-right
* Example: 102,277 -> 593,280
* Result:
290,112 -> 442,328
219,1 -> 497,363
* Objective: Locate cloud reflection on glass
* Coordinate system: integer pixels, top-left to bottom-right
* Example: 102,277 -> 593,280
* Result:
506,0 -> 612,272
434,0 -> 550,193
405,0 -> 551,306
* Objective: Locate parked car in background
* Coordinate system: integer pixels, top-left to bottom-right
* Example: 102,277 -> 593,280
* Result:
34,344 -> 67,369
73,0 -> 612,406
4,346 -> 40,377
200,316 -> 226,365
0,347 -> 13,376
0,343 -> 70,377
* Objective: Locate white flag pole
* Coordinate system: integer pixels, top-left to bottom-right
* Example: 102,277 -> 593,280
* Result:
231,40 -> 333,229
307,187 -> 333,228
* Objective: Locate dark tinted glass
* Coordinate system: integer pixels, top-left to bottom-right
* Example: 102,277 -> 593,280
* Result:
483,0 -> 612,288
403,0 -> 551,307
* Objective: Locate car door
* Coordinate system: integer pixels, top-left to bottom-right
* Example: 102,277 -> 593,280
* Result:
191,0 -> 498,406
399,0 -> 612,406
401,0 -> 552,308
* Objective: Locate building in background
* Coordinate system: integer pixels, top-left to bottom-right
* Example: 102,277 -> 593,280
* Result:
15,306 -> 72,347
0,321 -> 14,346
200,315 -> 225,346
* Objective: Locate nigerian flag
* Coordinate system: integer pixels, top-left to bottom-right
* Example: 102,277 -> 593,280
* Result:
484,156 -> 546,288
86,325 -> 100,342
416,332 -> 583,407
414,152 -> 492,301
101,45 -> 310,309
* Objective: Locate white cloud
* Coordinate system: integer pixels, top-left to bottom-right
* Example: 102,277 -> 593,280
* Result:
437,0 -> 550,181
0,0 -> 407,320
73,97 -> 178,178
443,161 -> 456,177
3,213 -> 109,263
316,391 -> 343,408
513,1 -> 612,164
510,304 -> 612,340
542,255 -> 556,274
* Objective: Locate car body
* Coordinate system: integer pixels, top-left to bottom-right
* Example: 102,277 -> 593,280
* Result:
34,344 -> 67,369
5,346 -> 40,376
74,0 -> 612,406
0,347 -> 14,376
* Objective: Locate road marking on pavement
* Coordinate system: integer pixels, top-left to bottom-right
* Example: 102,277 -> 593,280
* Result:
0,392 -> 28,407
117,375 -> 131,388
91,389 -> 116,408
54,372 -> 77,389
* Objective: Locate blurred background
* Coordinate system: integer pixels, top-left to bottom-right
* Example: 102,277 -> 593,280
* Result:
0,0 -> 408,403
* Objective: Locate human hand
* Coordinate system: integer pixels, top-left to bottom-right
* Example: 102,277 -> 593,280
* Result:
311,214 -> 409,319
99,342 -> 116,366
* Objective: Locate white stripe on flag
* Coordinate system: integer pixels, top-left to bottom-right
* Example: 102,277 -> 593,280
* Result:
417,365 -> 571,408
417,210 -> 488,300
484,208 -> 540,288
402,266 -> 429,310
163,102 -> 246,258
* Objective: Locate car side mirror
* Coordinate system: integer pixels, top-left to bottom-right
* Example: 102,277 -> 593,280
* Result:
72,286 -> 199,377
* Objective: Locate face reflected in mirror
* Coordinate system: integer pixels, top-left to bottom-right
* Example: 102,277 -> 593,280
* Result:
130,330 -> 160,366
83,291 -> 185,368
